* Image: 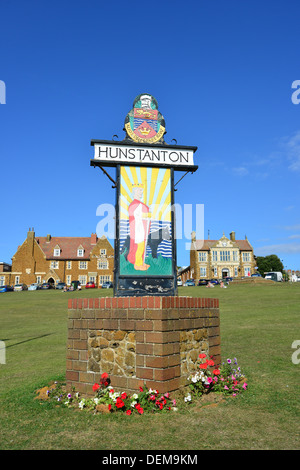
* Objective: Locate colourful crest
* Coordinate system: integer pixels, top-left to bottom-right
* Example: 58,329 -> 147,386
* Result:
124,94 -> 166,144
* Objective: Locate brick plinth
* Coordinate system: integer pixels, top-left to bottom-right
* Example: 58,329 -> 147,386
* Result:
66,296 -> 220,396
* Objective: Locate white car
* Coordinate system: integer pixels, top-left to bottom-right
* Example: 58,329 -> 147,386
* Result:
14,283 -> 28,291
28,283 -> 40,291
177,279 -> 183,286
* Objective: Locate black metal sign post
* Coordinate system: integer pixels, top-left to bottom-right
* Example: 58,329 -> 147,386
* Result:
90,94 -> 198,297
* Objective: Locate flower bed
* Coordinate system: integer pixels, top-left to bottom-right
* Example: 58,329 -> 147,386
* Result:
40,355 -> 247,414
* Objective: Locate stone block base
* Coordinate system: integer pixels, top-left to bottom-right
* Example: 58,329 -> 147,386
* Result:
66,296 -> 220,396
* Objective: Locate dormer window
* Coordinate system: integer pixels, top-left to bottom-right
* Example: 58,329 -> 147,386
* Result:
53,246 -> 61,257
77,248 -> 84,257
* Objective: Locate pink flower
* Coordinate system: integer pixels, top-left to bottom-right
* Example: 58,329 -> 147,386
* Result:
224,385 -> 229,390
242,383 -> 247,390
164,392 -> 170,399
172,399 -> 176,406
207,377 -> 213,383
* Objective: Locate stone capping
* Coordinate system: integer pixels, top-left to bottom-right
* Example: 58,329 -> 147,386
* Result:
66,296 -> 220,396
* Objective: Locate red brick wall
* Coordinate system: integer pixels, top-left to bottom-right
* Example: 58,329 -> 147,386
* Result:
66,296 -> 221,396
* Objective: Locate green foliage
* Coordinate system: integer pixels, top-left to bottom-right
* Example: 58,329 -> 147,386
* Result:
256,254 -> 284,275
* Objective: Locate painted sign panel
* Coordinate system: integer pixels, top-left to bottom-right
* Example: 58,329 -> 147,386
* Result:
119,165 -> 172,277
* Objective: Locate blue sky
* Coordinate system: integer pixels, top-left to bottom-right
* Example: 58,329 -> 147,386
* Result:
1,0 -> 300,271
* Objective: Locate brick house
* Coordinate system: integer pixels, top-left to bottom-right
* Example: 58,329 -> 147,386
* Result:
190,231 -> 256,282
10,229 -> 114,287
0,262 -> 12,286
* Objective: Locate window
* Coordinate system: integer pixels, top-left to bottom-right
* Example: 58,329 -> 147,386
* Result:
214,267 -> 218,277
212,251 -> 218,262
79,275 -> 87,286
50,261 -> 59,269
0,276 -> 5,287
15,276 -> 20,285
242,252 -> 251,262
66,275 -> 71,286
234,267 -> 238,277
220,250 -> 230,261
67,261 -> 72,270
198,252 -> 207,262
233,251 -> 238,261
89,275 -> 96,283
244,267 -> 251,276
36,276 -> 41,284
53,248 -> 60,257
98,260 -> 108,270
79,261 -> 87,269
200,267 -> 207,277
100,249 -> 106,255
77,248 -> 84,257
99,275 -> 110,285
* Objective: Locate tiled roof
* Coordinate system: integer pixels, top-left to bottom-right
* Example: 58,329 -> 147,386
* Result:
35,236 -> 107,260
193,239 -> 253,251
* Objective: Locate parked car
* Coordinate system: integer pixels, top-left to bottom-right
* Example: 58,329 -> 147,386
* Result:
28,283 -> 41,291
209,279 -> 220,285
14,283 -> 28,291
184,279 -> 195,286
198,279 -> 208,286
0,285 -> 14,293
251,273 -> 262,277
55,282 -> 66,290
102,281 -> 113,288
177,279 -> 183,286
41,283 -> 51,289
85,281 -> 96,289
224,277 -> 233,282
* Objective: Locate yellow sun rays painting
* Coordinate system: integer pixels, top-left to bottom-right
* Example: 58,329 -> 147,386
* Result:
119,165 -> 173,276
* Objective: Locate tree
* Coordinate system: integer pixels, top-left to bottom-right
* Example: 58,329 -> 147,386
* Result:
256,255 -> 284,276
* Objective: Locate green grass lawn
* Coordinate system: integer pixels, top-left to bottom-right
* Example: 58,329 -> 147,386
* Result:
0,283 -> 299,450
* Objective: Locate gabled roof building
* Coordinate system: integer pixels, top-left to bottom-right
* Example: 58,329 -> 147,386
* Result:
10,229 -> 114,287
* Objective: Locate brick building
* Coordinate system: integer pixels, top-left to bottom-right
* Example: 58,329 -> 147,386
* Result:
10,229 -> 114,287
190,231 -> 256,282
0,262 -> 12,286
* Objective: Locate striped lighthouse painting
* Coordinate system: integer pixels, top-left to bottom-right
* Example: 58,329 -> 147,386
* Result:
119,165 -> 172,276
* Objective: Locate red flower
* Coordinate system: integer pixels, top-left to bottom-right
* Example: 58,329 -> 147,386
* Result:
213,369 -> 220,375
207,359 -> 215,366
126,409 -> 131,415
199,353 -> 206,359
92,383 -> 100,392
116,397 -> 125,408
121,392 -> 127,400
200,363 -> 207,369
108,404 -> 112,411
139,387 -> 144,392
101,372 -> 109,380
138,407 -> 144,414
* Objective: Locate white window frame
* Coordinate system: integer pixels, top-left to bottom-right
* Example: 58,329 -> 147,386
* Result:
200,267 -> 207,277
0,276 -> 5,286
242,252 -> 251,262
100,249 -> 106,255
98,260 -> 108,270
198,252 -> 207,262
214,267 -> 218,277
99,275 -> 111,285
234,267 -> 238,277
79,261 -> 87,269
77,248 -> 84,257
53,248 -> 60,257
212,251 -> 218,262
66,261 -> 72,270
244,267 -> 251,276
233,251 -> 238,261
36,275 -> 41,284
50,261 -> 59,269
66,275 -> 71,286
15,276 -> 20,285
79,275 -> 87,286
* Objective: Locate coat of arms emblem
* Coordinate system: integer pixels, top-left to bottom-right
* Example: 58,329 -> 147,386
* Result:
124,94 -> 166,144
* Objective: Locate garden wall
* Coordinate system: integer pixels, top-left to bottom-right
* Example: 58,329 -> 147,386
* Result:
66,296 -> 220,396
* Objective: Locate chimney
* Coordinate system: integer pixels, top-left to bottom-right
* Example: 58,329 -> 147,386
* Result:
46,234 -> 51,242
91,233 -> 97,244
230,231 -> 235,241
27,228 -> 35,257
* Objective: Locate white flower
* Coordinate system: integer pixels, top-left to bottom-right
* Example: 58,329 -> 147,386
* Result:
131,400 -> 137,408
93,398 -> 100,405
184,394 -> 192,402
191,376 -> 198,383
78,400 -> 85,409
132,393 -> 138,400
